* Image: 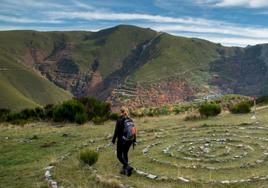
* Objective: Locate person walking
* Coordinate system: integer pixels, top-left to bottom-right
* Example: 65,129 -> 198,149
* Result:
112,107 -> 137,176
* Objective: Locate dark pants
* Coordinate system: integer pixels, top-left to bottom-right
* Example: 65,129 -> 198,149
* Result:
117,140 -> 132,168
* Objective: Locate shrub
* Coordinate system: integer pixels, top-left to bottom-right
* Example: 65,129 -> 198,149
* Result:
75,113 -> 88,124
78,97 -> 111,121
0,108 -> 10,121
229,101 -> 251,114
130,109 -> 144,117
109,113 -> 120,121
80,149 -> 98,166
256,96 -> 268,105
199,102 -> 221,117
5,111 -> 32,125
158,106 -> 170,115
44,104 -> 55,120
53,99 -> 87,123
6,107 -> 41,124
34,107 -> 45,120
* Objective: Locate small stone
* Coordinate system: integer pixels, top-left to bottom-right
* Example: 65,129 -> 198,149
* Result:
178,177 -> 190,182
45,166 -> 54,170
50,181 -> 57,188
221,180 -> 230,184
135,170 -> 148,176
147,174 -> 157,179
143,148 -> 149,154
256,160 -> 264,163
45,170 -> 51,179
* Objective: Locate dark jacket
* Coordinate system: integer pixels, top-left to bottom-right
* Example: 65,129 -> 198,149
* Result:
112,116 -> 136,144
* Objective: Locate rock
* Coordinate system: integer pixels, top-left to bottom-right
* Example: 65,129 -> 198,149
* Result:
45,166 -> 54,170
45,170 -> 52,179
178,177 -> 190,182
135,170 -> 148,176
147,174 -> 157,179
50,181 -> 57,188
143,148 -> 149,154
256,160 -> 264,163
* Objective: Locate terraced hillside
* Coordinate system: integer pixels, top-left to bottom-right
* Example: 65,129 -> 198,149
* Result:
1,25 -> 268,110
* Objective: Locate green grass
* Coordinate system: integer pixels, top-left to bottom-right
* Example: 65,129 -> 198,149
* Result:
130,34 -> 221,86
1,106 -> 268,188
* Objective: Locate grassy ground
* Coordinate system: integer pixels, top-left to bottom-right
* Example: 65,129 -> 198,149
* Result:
1,107 -> 268,188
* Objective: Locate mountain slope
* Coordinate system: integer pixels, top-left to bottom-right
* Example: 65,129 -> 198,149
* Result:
0,33 -> 73,110
0,25 -> 268,110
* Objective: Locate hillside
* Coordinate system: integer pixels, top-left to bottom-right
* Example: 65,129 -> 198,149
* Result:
0,31 -> 73,110
0,25 -> 268,110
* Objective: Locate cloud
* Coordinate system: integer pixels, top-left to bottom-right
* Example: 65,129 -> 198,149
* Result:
48,11 -> 225,26
197,0 -> 268,8
0,15 -> 62,24
71,0 -> 94,10
1,0 -> 67,9
151,24 -> 268,39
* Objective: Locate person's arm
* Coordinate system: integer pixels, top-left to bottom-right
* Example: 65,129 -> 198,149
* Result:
112,120 -> 119,144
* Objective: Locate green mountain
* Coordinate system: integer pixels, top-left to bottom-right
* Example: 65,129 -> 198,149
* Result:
0,25 -> 268,110
0,31 -> 73,110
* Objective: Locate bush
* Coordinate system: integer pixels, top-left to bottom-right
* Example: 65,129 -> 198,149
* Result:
229,101 -> 251,114
109,113 -> 120,121
75,113 -> 88,124
199,102 -> 221,117
44,104 -> 55,120
34,107 -> 45,120
158,106 -> 171,115
0,108 -> 10,121
80,149 -> 98,166
130,109 -> 144,117
78,97 -> 111,121
6,107 -> 42,124
256,96 -> 268,105
53,99 -> 87,123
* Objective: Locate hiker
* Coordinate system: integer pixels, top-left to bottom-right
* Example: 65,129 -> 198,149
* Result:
112,106 -> 137,176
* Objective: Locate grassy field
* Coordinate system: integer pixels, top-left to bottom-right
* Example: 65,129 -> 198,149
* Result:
1,107 -> 268,188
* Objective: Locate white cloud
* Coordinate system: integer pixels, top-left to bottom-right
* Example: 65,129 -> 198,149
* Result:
71,0 -> 94,10
48,11 -> 225,26
1,0 -> 67,9
198,0 -> 268,8
0,15 -> 62,24
151,24 -> 268,39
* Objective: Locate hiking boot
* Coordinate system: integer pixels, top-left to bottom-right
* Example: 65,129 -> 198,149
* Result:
126,166 -> 133,177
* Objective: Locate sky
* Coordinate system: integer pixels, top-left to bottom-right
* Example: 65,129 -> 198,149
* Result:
1,0 -> 268,47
